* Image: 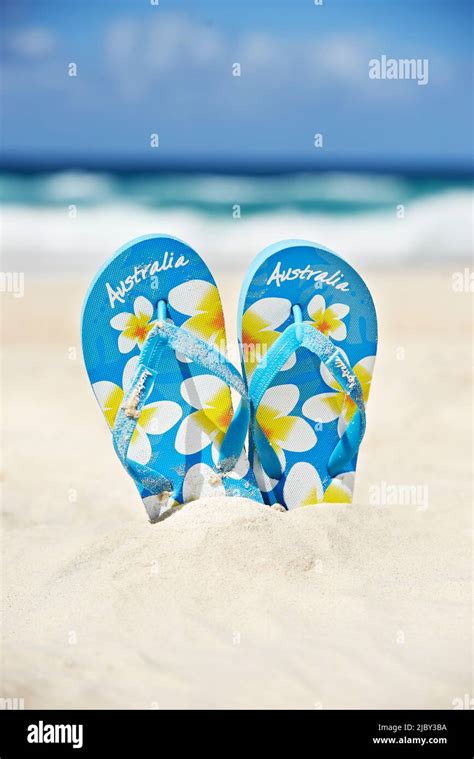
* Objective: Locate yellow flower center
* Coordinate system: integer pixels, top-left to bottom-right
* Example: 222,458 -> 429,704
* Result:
311,307 -> 340,336
211,309 -> 225,333
123,313 -> 153,345
242,310 -> 281,374
256,404 -> 296,449
317,319 -> 330,334
133,323 -> 151,342
302,486 -> 320,506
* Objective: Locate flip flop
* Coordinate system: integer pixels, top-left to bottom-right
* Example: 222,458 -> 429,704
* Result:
82,234 -> 262,521
238,239 -> 377,509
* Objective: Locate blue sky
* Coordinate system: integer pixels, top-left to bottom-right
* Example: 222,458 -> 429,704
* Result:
1,0 -> 472,169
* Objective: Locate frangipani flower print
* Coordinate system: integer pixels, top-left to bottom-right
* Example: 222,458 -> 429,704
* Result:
335,471 -> 355,494
252,453 -> 278,494
256,384 -> 316,471
307,294 -> 349,341
110,296 -> 156,354
283,462 -> 353,509
182,463 -> 226,502
302,354 -> 375,437
143,462 -> 247,510
241,297 -> 295,377
175,375 -> 234,456
168,280 -> 226,348
142,493 -> 180,521
92,356 -> 182,465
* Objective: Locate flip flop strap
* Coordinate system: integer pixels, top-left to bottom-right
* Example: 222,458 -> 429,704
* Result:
249,320 -> 366,479
112,319 -> 250,495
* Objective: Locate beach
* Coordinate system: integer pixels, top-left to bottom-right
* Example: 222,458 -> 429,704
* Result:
1,267 -> 471,709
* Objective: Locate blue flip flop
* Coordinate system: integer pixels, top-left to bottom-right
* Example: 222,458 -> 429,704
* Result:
238,239 -> 378,509
82,234 -> 262,520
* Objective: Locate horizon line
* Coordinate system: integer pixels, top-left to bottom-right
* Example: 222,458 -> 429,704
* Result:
0,155 -> 472,179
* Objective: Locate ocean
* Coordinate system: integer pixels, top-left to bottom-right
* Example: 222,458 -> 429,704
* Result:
1,171 -> 472,273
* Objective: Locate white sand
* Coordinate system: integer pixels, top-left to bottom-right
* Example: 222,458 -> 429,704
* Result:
1,269 -> 472,709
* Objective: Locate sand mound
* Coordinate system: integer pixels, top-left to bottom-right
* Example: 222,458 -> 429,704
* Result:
3,497 -> 470,709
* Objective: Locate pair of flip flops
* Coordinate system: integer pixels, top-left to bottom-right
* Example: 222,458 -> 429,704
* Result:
82,235 -> 377,520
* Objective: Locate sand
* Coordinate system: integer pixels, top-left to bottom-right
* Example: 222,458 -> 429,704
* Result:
1,268 -> 472,709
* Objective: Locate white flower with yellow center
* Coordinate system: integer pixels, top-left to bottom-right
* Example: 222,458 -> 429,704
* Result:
307,294 -> 349,341
92,356 -> 182,464
168,280 -> 226,349
302,354 -> 375,437
175,375 -> 235,456
284,462 -> 353,509
110,296 -> 156,354
241,297 -> 296,377
256,384 -> 317,472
